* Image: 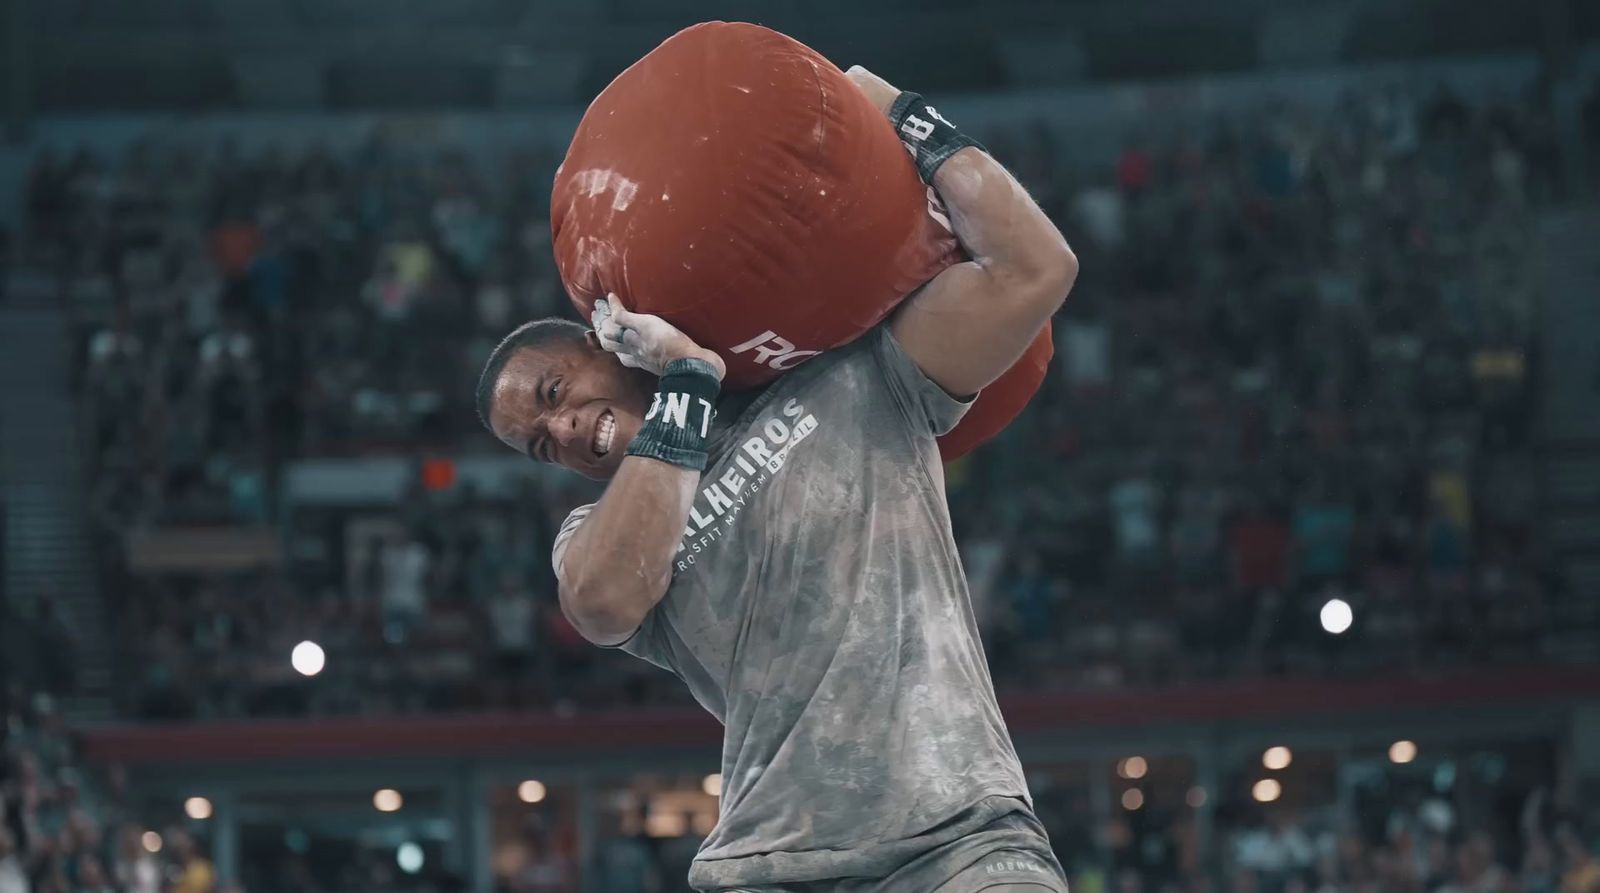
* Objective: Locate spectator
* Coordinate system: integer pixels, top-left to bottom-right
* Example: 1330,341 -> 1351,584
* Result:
0,829 -> 26,893
487,571 -> 539,694
380,531 -> 432,645
591,806 -> 660,893
1291,489 -> 1355,587
1558,824 -> 1600,893
209,205 -> 262,289
1109,465 -> 1163,570
1436,830 -> 1513,893
1228,501 -> 1290,595
169,829 -> 217,893
112,826 -> 162,893
74,854 -> 116,893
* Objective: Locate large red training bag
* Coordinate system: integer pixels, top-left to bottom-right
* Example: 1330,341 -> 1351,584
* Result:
551,21 -> 1052,460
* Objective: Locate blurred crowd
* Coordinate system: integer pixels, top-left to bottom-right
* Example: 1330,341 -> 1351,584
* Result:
118,478 -> 682,721
3,76 -> 1596,720
957,81 -> 1587,691
28,134 -> 571,541
570,751 -> 1600,893
1086,781 -> 1600,893
0,684 -> 231,893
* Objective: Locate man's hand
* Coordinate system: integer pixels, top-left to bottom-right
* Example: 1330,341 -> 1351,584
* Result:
844,65 -> 899,117
592,294 -> 726,381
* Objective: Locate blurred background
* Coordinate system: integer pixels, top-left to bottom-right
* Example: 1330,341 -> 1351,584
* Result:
0,0 -> 1598,891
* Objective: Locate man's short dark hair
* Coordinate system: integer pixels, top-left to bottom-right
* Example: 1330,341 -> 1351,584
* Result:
475,318 -> 589,432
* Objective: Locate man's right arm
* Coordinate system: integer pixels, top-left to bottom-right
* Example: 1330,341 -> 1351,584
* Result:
555,457 -> 701,646
555,298 -> 721,646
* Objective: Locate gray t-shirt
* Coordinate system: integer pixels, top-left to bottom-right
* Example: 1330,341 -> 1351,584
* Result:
553,327 -> 1032,890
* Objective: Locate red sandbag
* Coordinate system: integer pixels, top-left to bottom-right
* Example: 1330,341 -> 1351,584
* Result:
939,324 -> 1053,462
551,21 -> 1049,460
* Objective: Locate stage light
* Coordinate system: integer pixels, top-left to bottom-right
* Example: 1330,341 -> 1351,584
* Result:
1117,756 -> 1148,780
291,641 -> 326,676
702,774 -> 723,797
397,842 -> 424,874
1252,779 -> 1282,803
374,789 -> 403,812
1121,789 -> 1144,811
142,832 -> 162,853
1186,786 -> 1207,808
184,797 -> 213,820
646,811 -> 687,837
518,780 -> 547,804
1320,599 -> 1353,634
1390,740 -> 1418,764
1263,746 -> 1293,770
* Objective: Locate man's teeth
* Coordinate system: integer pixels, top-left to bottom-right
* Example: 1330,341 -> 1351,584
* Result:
594,411 -> 615,456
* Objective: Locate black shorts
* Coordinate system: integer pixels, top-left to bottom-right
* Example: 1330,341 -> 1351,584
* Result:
723,799 -> 1069,893
874,808 -> 1068,893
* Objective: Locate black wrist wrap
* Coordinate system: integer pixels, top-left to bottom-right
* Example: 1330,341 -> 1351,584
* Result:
624,358 -> 721,471
888,91 -> 986,184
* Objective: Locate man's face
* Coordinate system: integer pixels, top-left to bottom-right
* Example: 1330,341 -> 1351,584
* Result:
488,335 -> 654,481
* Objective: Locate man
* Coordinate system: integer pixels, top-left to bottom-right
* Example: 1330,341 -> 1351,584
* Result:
478,67 -> 1077,892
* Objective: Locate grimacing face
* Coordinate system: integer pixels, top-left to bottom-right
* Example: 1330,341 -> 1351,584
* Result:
487,334 -> 656,481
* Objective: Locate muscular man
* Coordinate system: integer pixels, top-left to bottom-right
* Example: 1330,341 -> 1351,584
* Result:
477,68 -> 1078,892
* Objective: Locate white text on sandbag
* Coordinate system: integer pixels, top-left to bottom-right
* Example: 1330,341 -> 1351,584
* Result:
730,330 -> 821,371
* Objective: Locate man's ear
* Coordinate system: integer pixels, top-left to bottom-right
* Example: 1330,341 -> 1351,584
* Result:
583,329 -> 603,351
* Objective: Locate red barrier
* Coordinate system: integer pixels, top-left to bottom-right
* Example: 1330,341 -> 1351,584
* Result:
78,665 -> 1600,766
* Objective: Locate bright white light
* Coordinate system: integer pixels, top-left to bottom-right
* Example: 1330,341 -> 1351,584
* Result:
1121,789 -> 1144,811
1320,599 -> 1354,635
291,641 -> 326,676
374,789 -> 403,813
1263,746 -> 1293,771
518,780 -> 547,804
1252,779 -> 1282,803
1390,740 -> 1418,764
185,797 -> 213,820
397,842 -> 424,874
141,832 -> 163,853
1186,786 -> 1207,808
702,774 -> 723,797
1117,756 -> 1148,780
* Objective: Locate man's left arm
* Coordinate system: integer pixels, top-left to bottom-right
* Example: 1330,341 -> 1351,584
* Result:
850,67 -> 1079,398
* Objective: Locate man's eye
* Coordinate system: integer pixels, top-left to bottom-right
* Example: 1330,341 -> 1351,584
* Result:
546,380 -> 560,403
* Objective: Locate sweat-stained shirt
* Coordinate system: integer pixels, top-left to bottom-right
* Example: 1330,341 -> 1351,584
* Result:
552,327 -> 1034,890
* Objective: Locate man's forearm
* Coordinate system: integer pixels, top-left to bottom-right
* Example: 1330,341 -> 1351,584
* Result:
558,457 -> 698,645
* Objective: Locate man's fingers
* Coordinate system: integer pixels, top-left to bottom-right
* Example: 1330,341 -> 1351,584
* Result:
604,292 -> 638,323
596,319 -> 625,350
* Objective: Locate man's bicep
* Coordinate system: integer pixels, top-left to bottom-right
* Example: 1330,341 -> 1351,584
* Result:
550,503 -> 649,649
888,261 -> 1052,400
550,503 -> 594,584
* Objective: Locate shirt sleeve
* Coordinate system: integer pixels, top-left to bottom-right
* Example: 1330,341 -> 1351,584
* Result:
550,502 -> 595,580
871,326 -> 977,437
550,502 -> 651,651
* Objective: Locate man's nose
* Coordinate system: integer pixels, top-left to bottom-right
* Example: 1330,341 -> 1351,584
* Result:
549,410 -> 582,446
